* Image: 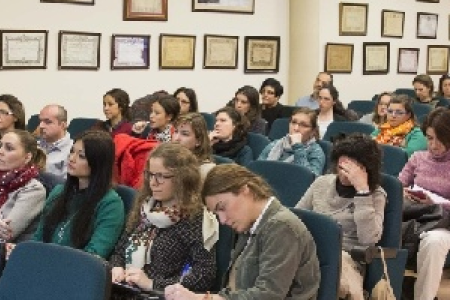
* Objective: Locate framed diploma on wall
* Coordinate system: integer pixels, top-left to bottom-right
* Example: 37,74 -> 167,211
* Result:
0,30 -> 48,70
324,43 -> 354,73
417,12 -> 438,39
381,10 -> 405,38
244,36 -> 280,73
339,2 -> 368,36
203,34 -> 238,69
40,0 -> 95,5
123,0 -> 168,21
397,48 -> 420,74
426,45 -> 449,75
58,31 -> 101,70
363,42 -> 390,75
111,35 -> 150,70
192,0 -> 254,14
159,34 -> 196,69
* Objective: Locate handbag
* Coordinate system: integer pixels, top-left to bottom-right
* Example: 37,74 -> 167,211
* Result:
371,247 -> 396,300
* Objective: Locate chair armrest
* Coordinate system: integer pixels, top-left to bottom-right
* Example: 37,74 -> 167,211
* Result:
350,246 -> 399,264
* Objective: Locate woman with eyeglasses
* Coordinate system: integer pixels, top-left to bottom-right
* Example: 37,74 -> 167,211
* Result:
413,74 -> 439,108
372,94 -> 427,157
0,95 -> 26,138
232,85 -> 267,135
174,87 -> 199,115
109,143 -> 217,293
258,108 -> 325,176
359,92 -> 392,127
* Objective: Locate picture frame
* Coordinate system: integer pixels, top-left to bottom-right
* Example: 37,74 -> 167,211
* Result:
397,48 -> 420,74
426,45 -> 449,75
244,36 -> 280,74
123,0 -> 168,21
324,43 -> 354,74
0,30 -> 48,70
58,30 -> 101,70
416,0 -> 439,3
381,10 -> 405,38
339,2 -> 368,36
417,12 -> 438,39
40,0 -> 94,5
159,34 -> 196,70
203,34 -> 238,69
192,0 -> 254,14
111,34 -> 150,70
363,42 -> 390,75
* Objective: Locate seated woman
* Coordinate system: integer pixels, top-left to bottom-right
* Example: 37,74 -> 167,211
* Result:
0,130 -> 46,243
232,85 -> 267,135
32,131 -> 125,259
436,74 -> 450,107
165,164 -> 320,300
359,92 -> 391,127
173,112 -> 215,179
132,95 -> 180,142
210,107 -> 253,166
91,88 -> 132,137
398,108 -> 450,300
0,94 -> 26,138
372,94 -> 427,157
413,74 -> 439,108
296,133 -> 386,300
109,143 -> 217,292
174,87 -> 199,114
258,107 -> 325,176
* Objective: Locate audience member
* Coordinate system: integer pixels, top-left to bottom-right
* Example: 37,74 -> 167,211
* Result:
260,78 -> 288,132
296,133 -> 385,300
413,74 -> 439,108
32,131 -> 125,259
372,94 -> 427,157
0,130 -> 46,242
232,85 -> 267,135
110,143 -> 217,292
398,108 -> 450,300
130,90 -> 169,122
174,87 -> 199,114
258,107 -> 325,176
437,74 -> 450,102
359,92 -> 392,127
173,112 -> 215,179
295,72 -> 333,109
36,105 -> 73,179
0,94 -> 25,137
165,164 -> 320,300
132,95 -> 180,142
210,107 -> 253,166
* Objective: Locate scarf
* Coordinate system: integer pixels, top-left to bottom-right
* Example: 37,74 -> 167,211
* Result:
0,165 -> 39,208
375,119 -> 415,147
267,136 -> 316,163
147,124 -> 174,142
213,135 -> 247,158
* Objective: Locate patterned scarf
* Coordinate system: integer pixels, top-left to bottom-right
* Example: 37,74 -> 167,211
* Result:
147,124 -> 174,142
0,165 -> 39,208
375,119 -> 415,147
267,136 -> 316,163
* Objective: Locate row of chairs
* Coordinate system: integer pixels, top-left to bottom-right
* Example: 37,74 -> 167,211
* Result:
26,115 -> 100,138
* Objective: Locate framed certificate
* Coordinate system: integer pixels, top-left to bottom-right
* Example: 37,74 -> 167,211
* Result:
381,10 -> 405,38
339,3 -> 368,36
111,35 -> 150,70
324,43 -> 354,74
417,12 -> 438,39
58,31 -> 101,70
203,34 -> 238,69
0,30 -> 48,70
398,48 -> 420,74
124,0 -> 168,21
159,34 -> 196,69
192,0 -> 254,14
416,0 -> 439,2
363,42 -> 390,75
426,45 -> 449,75
40,0 -> 94,5
244,36 -> 280,73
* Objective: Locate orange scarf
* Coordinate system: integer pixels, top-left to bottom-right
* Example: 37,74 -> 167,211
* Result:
375,119 -> 415,147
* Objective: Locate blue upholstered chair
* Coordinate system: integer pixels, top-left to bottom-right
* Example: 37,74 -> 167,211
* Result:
412,102 -> 432,120
26,114 -> 40,133
212,154 -> 234,165
247,132 -> 271,159
348,100 -> 375,116
0,241 -> 111,300
322,121 -> 375,142
213,222 -> 234,292
290,208 -> 342,300
380,144 -> 408,177
247,160 -> 316,208
267,118 -> 290,141
437,97 -> 450,108
394,88 -> 416,99
67,118 -> 101,138
114,184 -> 137,217
200,112 -> 216,131
317,140 -> 332,175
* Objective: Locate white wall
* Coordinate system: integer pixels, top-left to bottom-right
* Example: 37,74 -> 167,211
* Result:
0,0 -> 289,120
316,0 -> 450,105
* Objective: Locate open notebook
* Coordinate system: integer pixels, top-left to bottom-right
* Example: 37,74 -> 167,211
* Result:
410,184 -> 450,205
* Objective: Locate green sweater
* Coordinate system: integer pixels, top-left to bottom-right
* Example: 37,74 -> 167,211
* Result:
371,126 -> 427,157
33,185 -> 125,259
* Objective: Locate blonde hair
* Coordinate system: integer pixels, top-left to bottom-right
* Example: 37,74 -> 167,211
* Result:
174,113 -> 212,162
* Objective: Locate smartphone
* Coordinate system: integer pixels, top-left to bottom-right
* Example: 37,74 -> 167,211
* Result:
408,190 -> 427,200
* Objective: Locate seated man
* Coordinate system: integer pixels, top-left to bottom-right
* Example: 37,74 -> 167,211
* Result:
295,72 -> 333,109
36,104 -> 72,179
260,78 -> 290,132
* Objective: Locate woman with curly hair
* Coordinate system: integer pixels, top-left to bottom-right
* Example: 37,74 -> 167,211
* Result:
296,133 -> 386,300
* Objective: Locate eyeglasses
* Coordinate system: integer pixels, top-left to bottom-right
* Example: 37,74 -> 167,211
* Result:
378,102 -> 390,106
387,109 -> 407,116
144,170 -> 174,184
0,109 -> 14,117
290,121 -> 312,128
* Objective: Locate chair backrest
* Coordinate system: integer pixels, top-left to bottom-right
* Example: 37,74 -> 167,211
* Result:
412,102 -> 432,119
247,160 -> 316,207
380,144 -> 408,177
322,121 -> 375,141
437,97 -> 450,108
200,112 -> 216,131
212,154 -> 234,165
247,132 -> 271,159
347,100 -> 375,115
394,88 -> 415,99
67,118 -> 101,138
114,184 -> 137,217
213,222 -> 234,291
37,172 -> 65,197
290,208 -> 342,300
317,140 -> 332,175
26,114 -> 40,133
0,241 -> 111,300
267,117 -> 290,141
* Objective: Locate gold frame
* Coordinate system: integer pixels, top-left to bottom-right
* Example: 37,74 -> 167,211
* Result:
159,34 -> 196,69
324,43 -> 354,73
123,0 -> 168,21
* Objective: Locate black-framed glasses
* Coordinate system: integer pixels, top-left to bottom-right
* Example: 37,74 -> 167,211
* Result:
144,170 -> 175,184
0,109 -> 14,117
290,120 -> 312,128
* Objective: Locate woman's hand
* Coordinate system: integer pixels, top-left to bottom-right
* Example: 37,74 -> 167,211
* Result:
124,267 -> 153,291
289,133 -> 303,145
0,219 -> 12,241
339,159 -> 369,192
111,267 -> 125,283
5,243 -> 15,260
209,131 -> 220,145
164,284 -> 202,300
132,121 -> 148,134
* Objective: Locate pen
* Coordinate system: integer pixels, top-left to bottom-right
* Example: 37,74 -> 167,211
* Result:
179,263 -> 191,284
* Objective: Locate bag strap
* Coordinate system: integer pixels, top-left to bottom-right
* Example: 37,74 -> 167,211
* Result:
378,246 -> 392,285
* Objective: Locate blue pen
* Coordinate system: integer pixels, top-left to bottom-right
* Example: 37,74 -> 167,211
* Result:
180,263 -> 192,283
